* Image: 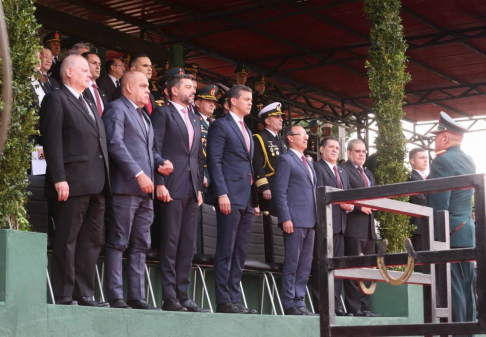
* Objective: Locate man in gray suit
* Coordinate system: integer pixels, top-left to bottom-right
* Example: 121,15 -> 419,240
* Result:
273,125 -> 318,316
102,71 -> 173,310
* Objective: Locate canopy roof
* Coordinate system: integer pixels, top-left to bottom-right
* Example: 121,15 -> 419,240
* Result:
36,0 -> 486,132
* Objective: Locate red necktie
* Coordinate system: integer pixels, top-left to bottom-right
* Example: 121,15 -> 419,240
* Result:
91,83 -> 103,116
357,166 -> 369,187
182,107 -> 194,151
333,165 -> 343,189
146,98 -> 153,115
301,155 -> 313,182
239,121 -> 250,153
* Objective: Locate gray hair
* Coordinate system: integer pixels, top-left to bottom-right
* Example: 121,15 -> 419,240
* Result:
60,54 -> 85,83
346,138 -> 365,151
69,42 -> 90,55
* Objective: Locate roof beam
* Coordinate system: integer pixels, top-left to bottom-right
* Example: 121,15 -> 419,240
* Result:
35,5 -> 167,61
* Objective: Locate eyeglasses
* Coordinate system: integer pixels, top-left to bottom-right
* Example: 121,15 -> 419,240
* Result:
352,149 -> 367,154
114,64 -> 125,69
289,133 -> 306,137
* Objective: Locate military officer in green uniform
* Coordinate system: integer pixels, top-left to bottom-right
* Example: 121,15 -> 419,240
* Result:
252,102 -> 287,216
194,84 -> 218,192
234,63 -> 248,86
305,120 -> 319,162
156,67 -> 185,106
428,111 -> 476,331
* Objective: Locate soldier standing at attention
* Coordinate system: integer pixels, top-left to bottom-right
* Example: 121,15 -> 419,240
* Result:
428,111 -> 476,332
249,75 -> 269,133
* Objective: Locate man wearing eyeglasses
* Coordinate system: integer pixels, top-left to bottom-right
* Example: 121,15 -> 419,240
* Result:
273,125 -> 318,316
97,58 -> 125,102
339,138 -> 382,317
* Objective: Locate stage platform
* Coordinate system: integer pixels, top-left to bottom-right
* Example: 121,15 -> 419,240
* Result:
0,229 -> 481,337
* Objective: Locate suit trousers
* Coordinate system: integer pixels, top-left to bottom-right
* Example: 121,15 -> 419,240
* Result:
451,261 -> 476,336
157,175 -> 198,301
105,194 -> 153,301
214,201 -> 254,304
51,193 -> 105,297
282,227 -> 315,310
312,232 -> 344,313
343,236 -> 376,313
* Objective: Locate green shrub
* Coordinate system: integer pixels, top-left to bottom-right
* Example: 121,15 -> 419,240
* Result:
364,0 -> 414,253
0,0 -> 41,230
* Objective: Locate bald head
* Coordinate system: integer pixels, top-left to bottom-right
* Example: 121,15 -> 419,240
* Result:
60,55 -> 91,94
121,71 -> 150,108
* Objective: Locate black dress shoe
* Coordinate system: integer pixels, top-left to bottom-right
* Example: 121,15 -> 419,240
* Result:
55,296 -> 78,306
109,299 -> 131,309
297,306 -> 319,316
363,310 -> 383,317
351,310 -> 370,317
180,299 -> 211,313
162,298 -> 187,311
233,302 -> 257,314
284,306 -> 306,315
335,310 -> 347,316
127,299 -> 160,310
73,297 -> 110,307
216,302 -> 247,314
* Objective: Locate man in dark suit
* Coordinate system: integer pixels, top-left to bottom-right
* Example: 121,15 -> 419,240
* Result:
252,102 -> 287,217
428,111 -> 476,330
102,71 -> 173,310
313,136 -> 353,315
38,48 -> 60,95
339,138 -> 382,317
40,54 -> 110,307
151,74 -> 207,312
96,58 -> 124,102
114,54 -> 156,116
206,84 -> 259,314
82,52 -> 108,116
408,148 -> 428,252
272,125 -> 318,316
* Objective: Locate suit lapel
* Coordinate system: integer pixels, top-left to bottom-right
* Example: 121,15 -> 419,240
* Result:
227,114 -> 250,157
290,151 -> 313,184
122,96 -> 148,141
321,160 -> 339,187
170,103 -> 190,150
345,160 -> 365,187
63,86 -> 97,131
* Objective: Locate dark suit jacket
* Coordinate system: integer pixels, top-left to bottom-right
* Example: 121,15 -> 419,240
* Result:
96,76 -> 117,102
206,113 -> 258,209
83,84 -> 109,115
314,159 -> 350,234
102,95 -> 165,197
37,74 -> 60,95
408,170 -> 427,206
40,85 -> 110,198
273,150 -> 316,228
339,160 -> 377,239
151,102 -> 204,199
48,59 -> 62,84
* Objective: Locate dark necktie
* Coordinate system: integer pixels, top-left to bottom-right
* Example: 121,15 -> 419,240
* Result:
357,166 -> 369,187
92,83 -> 103,116
79,95 -> 95,121
137,108 -> 148,136
333,165 -> 343,189
116,80 -> 120,88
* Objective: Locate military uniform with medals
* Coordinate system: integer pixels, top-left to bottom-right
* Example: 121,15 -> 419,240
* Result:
252,103 -> 287,216
428,111 -> 476,327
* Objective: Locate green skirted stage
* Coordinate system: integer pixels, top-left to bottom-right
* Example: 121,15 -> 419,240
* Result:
0,229 -> 464,337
